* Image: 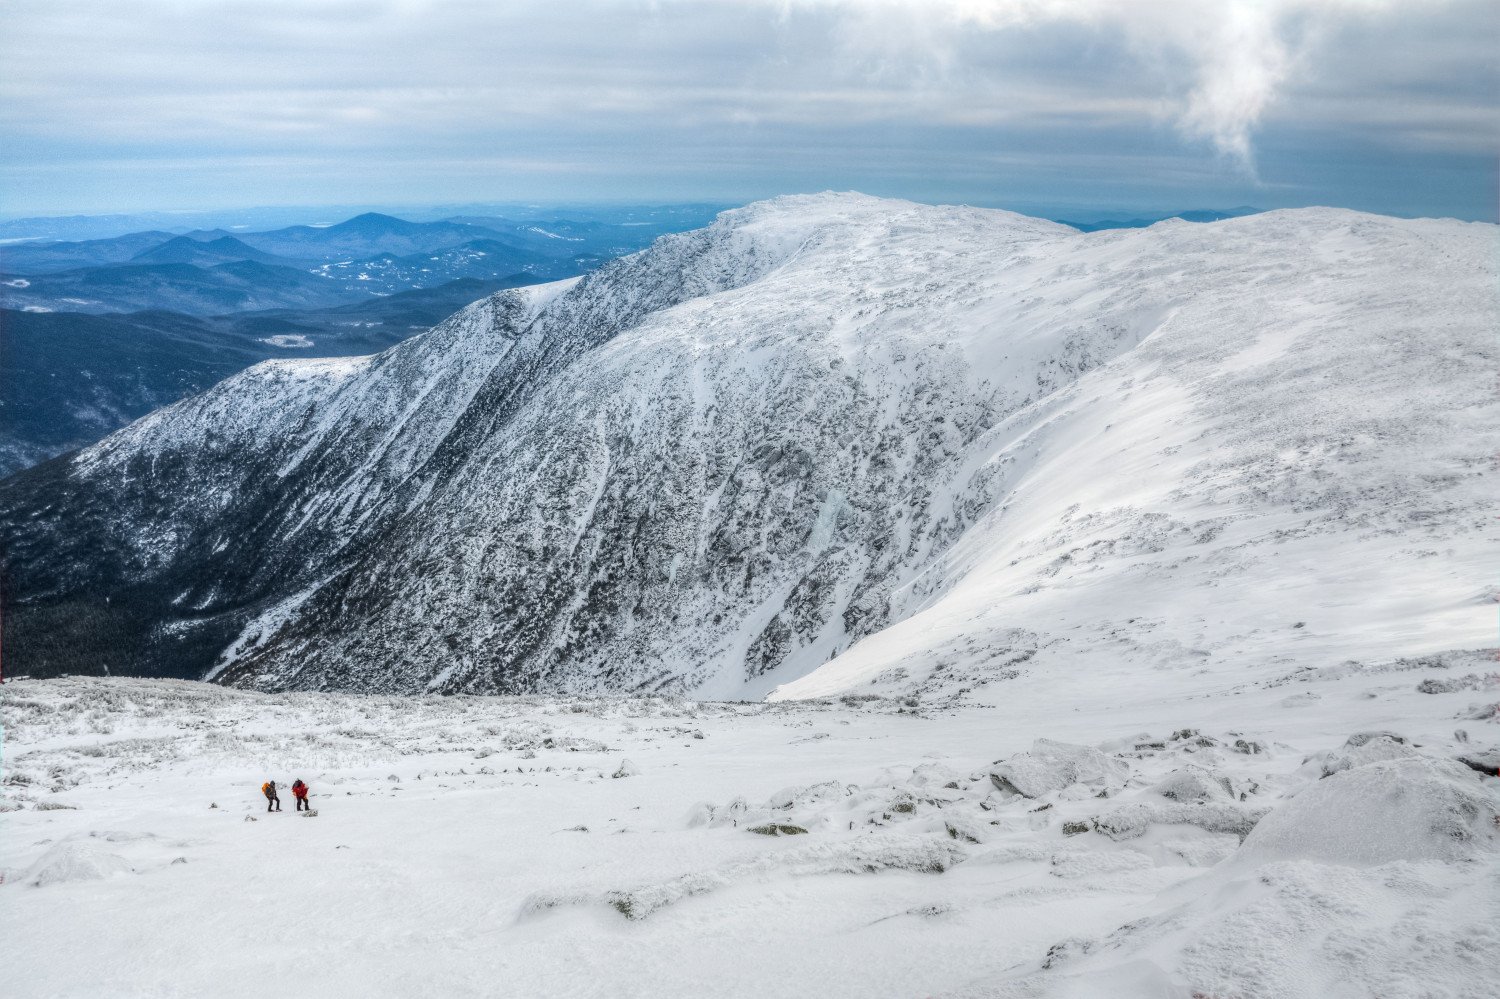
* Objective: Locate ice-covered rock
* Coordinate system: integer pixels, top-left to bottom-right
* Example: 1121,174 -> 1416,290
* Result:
908,763 -> 966,790
943,817 -> 988,844
1089,801 -> 1267,842
1152,764 -> 1233,802
1314,732 -> 1421,778
746,823 -> 808,836
989,739 -> 1129,799
766,780 -> 848,810
1457,751 -> 1500,776
1239,756 -> 1500,867
21,841 -> 134,887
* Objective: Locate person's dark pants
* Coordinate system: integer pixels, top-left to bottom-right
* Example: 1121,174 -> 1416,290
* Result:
267,795 -> 281,812
296,797 -> 309,811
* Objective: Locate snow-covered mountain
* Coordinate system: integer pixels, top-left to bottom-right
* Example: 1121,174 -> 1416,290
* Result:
0,194 -> 1494,698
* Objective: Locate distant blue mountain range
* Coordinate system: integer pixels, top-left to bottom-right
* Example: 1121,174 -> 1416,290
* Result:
0,206 -> 726,475
0,207 -> 727,311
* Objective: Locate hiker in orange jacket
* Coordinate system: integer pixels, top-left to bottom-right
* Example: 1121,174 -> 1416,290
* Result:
291,779 -> 311,811
262,780 -> 282,812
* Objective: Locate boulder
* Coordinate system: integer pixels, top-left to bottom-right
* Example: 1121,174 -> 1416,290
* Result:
1316,732 -> 1420,778
1239,756 -> 1500,867
990,739 -> 1129,799
22,841 -> 133,887
766,780 -> 847,810
1090,801 -> 1266,842
1152,764 -> 1233,803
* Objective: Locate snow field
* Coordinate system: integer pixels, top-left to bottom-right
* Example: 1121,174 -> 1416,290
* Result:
4,670 -> 1497,998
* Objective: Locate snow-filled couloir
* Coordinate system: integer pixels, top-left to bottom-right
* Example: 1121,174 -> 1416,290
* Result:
0,193 -> 1494,699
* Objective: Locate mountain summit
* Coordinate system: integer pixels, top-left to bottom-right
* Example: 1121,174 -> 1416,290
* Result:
129,234 -> 288,266
329,212 -> 435,234
0,194 -> 1494,698
231,213 -> 516,259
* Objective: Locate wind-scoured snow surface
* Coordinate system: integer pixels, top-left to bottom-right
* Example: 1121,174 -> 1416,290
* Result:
1,193 -> 1494,700
2,675 -> 1497,997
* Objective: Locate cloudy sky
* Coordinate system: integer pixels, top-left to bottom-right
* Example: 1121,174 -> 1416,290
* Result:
2,0 -> 1495,219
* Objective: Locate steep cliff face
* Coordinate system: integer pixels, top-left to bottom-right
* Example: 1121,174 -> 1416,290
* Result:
1,195 -> 1493,697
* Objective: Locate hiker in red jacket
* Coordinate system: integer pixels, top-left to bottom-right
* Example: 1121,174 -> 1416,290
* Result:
291,779 -> 311,811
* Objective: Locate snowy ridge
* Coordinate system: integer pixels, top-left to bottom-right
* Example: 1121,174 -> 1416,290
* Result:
0,195 -> 1495,701
775,211 -> 1500,703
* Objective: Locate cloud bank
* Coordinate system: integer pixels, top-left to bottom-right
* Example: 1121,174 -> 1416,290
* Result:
0,0 -> 1493,216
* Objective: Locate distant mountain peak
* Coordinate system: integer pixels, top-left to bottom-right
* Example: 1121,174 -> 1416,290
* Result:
333,212 -> 417,232
128,234 -> 289,266
202,235 -> 262,251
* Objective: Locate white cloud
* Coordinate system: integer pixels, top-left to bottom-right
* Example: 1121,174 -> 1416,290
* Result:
777,0 -> 1411,170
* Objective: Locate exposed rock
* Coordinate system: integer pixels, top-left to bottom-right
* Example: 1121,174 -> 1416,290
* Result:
746,823 -> 808,836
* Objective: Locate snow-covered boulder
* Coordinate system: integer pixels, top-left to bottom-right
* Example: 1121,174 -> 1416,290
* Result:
989,739 -> 1128,799
1457,750 -> 1500,776
1314,731 -> 1421,778
1151,764 -> 1233,803
21,841 -> 134,887
1089,801 -> 1267,842
766,780 -> 848,810
908,763 -> 967,790
1240,756 -> 1500,867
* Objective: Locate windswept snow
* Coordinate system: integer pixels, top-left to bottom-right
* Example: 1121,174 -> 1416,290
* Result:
2,673 -> 1496,998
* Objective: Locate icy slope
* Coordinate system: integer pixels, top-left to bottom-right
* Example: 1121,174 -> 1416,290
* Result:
774,210 -> 1500,703
0,195 -> 1494,697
